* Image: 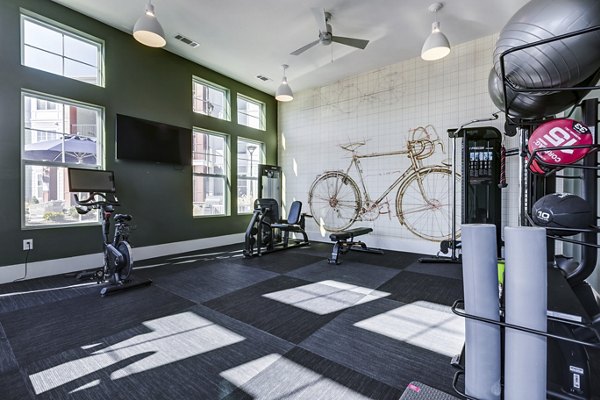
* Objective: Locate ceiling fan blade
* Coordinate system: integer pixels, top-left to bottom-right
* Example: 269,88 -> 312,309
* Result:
311,7 -> 328,33
290,39 -> 320,56
331,36 -> 369,50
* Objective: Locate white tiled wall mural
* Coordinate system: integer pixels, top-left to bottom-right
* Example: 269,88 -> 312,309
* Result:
279,33 -> 520,254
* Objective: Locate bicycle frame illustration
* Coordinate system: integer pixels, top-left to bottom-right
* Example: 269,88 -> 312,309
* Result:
308,125 -> 460,241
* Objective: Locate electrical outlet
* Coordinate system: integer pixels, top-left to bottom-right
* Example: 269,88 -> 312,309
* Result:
23,239 -> 33,251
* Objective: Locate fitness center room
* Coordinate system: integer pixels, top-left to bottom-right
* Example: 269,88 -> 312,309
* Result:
1,0 -> 599,399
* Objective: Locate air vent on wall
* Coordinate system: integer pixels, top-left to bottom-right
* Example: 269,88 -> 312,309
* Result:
174,34 -> 199,48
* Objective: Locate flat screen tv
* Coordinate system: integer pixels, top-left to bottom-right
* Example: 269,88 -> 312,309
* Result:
116,114 -> 192,165
68,168 -> 116,193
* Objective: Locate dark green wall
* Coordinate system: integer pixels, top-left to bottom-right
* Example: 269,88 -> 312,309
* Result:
0,0 -> 278,267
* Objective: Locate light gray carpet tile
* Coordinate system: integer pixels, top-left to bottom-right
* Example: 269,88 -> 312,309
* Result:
151,260 -> 278,304
222,347 -> 403,400
23,305 -> 294,400
1,285 -> 194,366
286,259 -> 401,288
300,297 -> 463,394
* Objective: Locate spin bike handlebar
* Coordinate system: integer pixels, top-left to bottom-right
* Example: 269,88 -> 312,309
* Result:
73,192 -> 120,214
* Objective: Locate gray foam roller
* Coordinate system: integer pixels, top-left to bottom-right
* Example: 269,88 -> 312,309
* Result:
461,224 -> 501,400
504,226 -> 547,400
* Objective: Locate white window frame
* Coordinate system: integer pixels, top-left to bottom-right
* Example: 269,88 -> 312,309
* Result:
20,10 -> 105,87
237,138 -> 265,214
237,94 -> 266,130
21,90 -> 105,229
192,77 -> 231,121
192,129 -> 230,217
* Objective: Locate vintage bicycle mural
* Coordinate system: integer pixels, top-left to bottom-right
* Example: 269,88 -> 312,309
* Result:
308,125 -> 460,241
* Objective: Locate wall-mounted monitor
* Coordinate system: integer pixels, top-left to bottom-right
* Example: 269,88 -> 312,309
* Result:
68,168 -> 116,193
116,114 -> 192,165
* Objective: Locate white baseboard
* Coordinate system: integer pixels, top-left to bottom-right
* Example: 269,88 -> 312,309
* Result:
0,233 -> 245,284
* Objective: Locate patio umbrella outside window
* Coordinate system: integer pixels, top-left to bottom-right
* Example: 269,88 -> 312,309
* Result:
24,135 -> 98,165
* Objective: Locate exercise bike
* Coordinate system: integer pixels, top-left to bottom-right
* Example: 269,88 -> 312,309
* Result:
74,192 -> 152,296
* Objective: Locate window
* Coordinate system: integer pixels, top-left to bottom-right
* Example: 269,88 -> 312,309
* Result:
21,12 -> 104,86
22,92 -> 104,228
237,138 -> 264,214
237,95 -> 265,130
193,77 -> 230,120
193,130 -> 229,216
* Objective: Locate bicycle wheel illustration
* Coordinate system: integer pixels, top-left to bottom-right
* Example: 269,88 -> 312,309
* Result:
395,167 -> 460,241
308,171 -> 361,232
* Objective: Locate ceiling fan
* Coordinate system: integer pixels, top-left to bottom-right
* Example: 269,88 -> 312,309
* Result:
291,8 -> 370,56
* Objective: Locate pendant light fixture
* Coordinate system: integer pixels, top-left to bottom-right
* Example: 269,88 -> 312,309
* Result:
275,64 -> 294,102
133,1 -> 166,48
421,2 -> 451,61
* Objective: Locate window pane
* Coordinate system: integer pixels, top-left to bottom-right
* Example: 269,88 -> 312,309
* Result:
237,177 -> 258,214
237,97 -> 263,129
64,59 -> 99,84
64,35 -> 98,66
23,19 -> 62,54
22,14 -> 103,86
193,80 -> 229,120
237,139 -> 263,213
23,95 -> 100,166
23,46 -> 62,76
193,176 -> 225,216
22,93 -> 104,227
192,130 -> 229,217
24,165 -> 99,226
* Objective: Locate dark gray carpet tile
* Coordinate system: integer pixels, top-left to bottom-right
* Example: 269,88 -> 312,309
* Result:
229,252 -> 326,274
285,241 -> 333,257
223,347 -> 403,400
1,285 -> 194,367
376,270 -> 464,306
0,321 -> 18,374
286,259 -> 401,288
300,298 -> 464,395
204,275 -> 365,344
149,260 -> 278,304
135,244 -> 245,268
0,370 -> 35,400
23,305 -> 294,400
0,275 -> 100,314
405,260 -> 463,280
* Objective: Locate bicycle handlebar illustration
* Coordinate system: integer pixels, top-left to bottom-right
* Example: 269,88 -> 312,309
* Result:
308,125 -> 460,241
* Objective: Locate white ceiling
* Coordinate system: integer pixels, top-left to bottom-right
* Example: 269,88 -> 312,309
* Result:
51,0 -> 530,95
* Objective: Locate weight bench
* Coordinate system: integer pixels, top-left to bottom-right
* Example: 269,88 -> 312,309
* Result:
328,227 -> 384,265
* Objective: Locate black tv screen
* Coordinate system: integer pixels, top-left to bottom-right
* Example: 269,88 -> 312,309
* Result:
116,114 -> 192,165
68,168 -> 116,193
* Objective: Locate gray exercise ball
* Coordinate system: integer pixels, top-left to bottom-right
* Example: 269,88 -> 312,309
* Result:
488,67 -> 600,119
494,0 -> 600,91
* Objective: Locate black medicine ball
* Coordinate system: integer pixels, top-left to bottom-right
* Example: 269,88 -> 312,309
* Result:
532,193 -> 592,236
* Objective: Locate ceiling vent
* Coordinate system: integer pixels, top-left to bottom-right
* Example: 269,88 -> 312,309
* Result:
174,34 -> 199,48
256,75 -> 272,82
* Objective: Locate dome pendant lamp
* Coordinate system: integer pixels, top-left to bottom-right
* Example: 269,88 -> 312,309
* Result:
421,2 -> 451,61
275,64 -> 294,102
133,1 -> 166,48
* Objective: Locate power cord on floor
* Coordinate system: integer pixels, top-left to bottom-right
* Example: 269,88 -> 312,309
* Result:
13,244 -> 31,282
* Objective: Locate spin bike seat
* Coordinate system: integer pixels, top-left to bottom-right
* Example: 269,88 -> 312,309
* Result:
114,214 -> 132,222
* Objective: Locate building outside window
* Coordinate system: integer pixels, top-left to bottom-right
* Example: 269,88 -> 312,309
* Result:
237,138 -> 264,214
193,77 -> 230,120
22,92 -> 104,228
237,94 -> 265,130
193,129 -> 229,216
21,12 -> 104,86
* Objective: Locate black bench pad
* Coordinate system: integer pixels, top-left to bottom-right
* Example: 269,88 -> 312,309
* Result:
329,227 -> 372,242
